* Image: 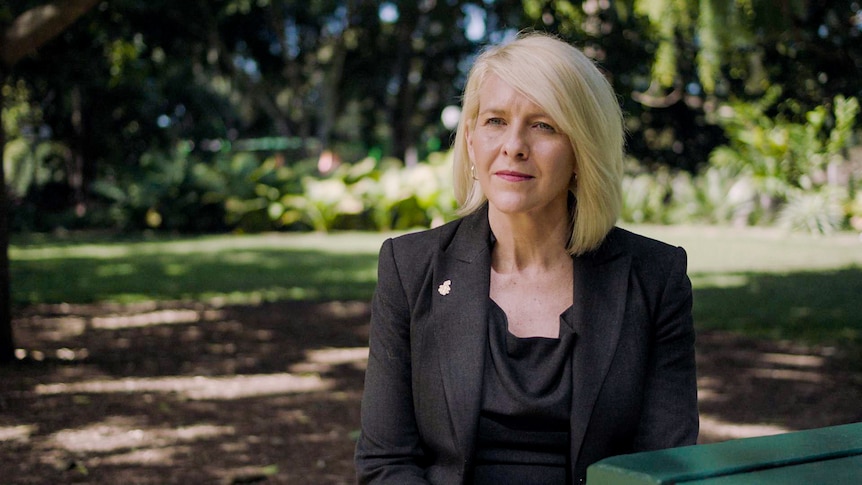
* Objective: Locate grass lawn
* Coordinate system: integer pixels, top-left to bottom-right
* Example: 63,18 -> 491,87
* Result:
10,225 -> 862,347
10,231 -> 391,306
629,225 -> 862,343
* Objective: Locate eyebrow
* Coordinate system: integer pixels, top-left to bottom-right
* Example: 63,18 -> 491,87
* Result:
477,107 -> 554,121
477,107 -> 506,116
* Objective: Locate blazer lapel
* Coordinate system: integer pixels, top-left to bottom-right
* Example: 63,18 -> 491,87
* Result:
568,231 -> 632,468
430,208 -> 492,463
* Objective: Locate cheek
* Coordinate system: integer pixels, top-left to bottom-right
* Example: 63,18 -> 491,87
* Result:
543,149 -> 577,185
466,126 -> 477,162
556,145 -> 578,175
472,132 -> 502,161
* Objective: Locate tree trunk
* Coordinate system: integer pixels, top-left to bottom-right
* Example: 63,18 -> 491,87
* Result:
70,84 -> 87,216
389,6 -> 419,165
0,66 -> 14,363
317,38 -> 347,158
0,0 -> 102,364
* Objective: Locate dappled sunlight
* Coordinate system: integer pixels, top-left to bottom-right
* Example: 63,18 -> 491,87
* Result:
290,347 -> 369,373
699,414 -> 790,442
298,429 -> 348,444
689,273 -> 749,289
33,417 -> 236,471
692,268 -> 862,344
14,347 -> 89,361
0,424 -> 36,443
12,232 -> 388,260
758,352 -> 825,368
307,347 -> 368,365
35,372 -> 333,400
203,286 -> 320,305
23,316 -> 87,340
91,308 -> 225,330
95,263 -> 137,277
97,446 -> 191,466
738,349 -> 826,384
3,295 -> 857,483
632,225 -> 862,275
694,330 -> 862,446
47,416 -> 234,454
14,303 -> 226,343
747,368 -> 825,383
696,376 -> 725,404
697,348 -> 829,406
316,300 -> 372,319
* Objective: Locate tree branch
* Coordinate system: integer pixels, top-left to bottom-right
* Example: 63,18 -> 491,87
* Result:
1,0 -> 101,67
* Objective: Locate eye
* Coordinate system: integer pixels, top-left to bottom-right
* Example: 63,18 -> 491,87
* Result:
534,121 -> 556,132
484,117 -> 505,126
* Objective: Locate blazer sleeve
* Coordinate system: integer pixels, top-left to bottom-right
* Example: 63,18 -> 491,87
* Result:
355,238 -> 431,484
633,246 -> 699,449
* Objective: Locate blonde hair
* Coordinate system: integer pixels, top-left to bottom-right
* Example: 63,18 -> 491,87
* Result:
452,32 -> 624,255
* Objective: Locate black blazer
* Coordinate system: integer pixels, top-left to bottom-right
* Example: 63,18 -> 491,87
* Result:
356,205 -> 699,484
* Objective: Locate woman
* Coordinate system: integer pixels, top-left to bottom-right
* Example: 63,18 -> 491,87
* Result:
355,32 -> 698,484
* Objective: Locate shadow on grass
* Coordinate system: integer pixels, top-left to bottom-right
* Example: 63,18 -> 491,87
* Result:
692,266 -> 862,347
11,248 -> 379,306
692,266 -> 862,443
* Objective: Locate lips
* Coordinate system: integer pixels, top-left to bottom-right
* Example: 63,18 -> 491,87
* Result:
495,170 -> 534,182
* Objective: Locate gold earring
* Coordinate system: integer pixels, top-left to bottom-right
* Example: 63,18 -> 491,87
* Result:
470,165 -> 478,181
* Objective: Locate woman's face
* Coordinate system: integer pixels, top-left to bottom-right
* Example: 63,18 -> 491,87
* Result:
466,74 -> 576,221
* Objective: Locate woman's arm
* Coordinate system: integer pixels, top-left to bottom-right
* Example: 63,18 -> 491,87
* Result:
355,239 -> 431,484
633,246 -> 699,450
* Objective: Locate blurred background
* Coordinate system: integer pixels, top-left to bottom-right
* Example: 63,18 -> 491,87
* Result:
3,0 -> 861,236
2,1 -> 862,483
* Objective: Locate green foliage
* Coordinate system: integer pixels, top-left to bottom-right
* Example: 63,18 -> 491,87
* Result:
621,91 -> 860,234
777,188 -> 846,235
622,162 -> 757,226
2,81 -> 41,138
3,139 -> 70,199
274,152 -> 457,232
5,0 -> 862,236
708,91 -> 860,232
621,164 -> 673,224
91,143 -> 222,231
635,0 -> 693,89
89,145 -> 457,234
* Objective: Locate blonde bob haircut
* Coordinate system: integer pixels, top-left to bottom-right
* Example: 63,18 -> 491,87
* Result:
452,32 -> 624,255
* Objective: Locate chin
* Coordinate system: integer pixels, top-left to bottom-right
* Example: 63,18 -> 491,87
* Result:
487,194 -> 568,219
488,199 -> 540,216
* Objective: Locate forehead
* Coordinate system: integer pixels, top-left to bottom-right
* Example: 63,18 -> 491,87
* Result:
476,75 -> 548,115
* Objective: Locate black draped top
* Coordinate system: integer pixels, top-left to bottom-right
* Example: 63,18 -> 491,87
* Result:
473,299 -> 577,484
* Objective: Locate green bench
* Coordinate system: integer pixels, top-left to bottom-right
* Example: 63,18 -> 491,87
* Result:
586,422 -> 862,484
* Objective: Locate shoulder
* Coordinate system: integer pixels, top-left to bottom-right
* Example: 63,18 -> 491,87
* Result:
606,227 -> 682,256
603,226 -> 688,275
386,217 -> 466,261
386,206 -> 489,263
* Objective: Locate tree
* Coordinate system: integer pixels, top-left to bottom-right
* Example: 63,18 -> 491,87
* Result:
1,0 -> 100,363
521,0 -> 861,171
3,0 -> 859,240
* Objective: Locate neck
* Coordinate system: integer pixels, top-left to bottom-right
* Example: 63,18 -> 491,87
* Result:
488,205 -> 571,273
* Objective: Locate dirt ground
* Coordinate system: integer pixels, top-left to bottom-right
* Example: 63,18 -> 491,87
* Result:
1,300 -> 861,484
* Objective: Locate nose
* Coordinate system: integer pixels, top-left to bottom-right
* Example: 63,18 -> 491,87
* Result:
502,126 -> 529,159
